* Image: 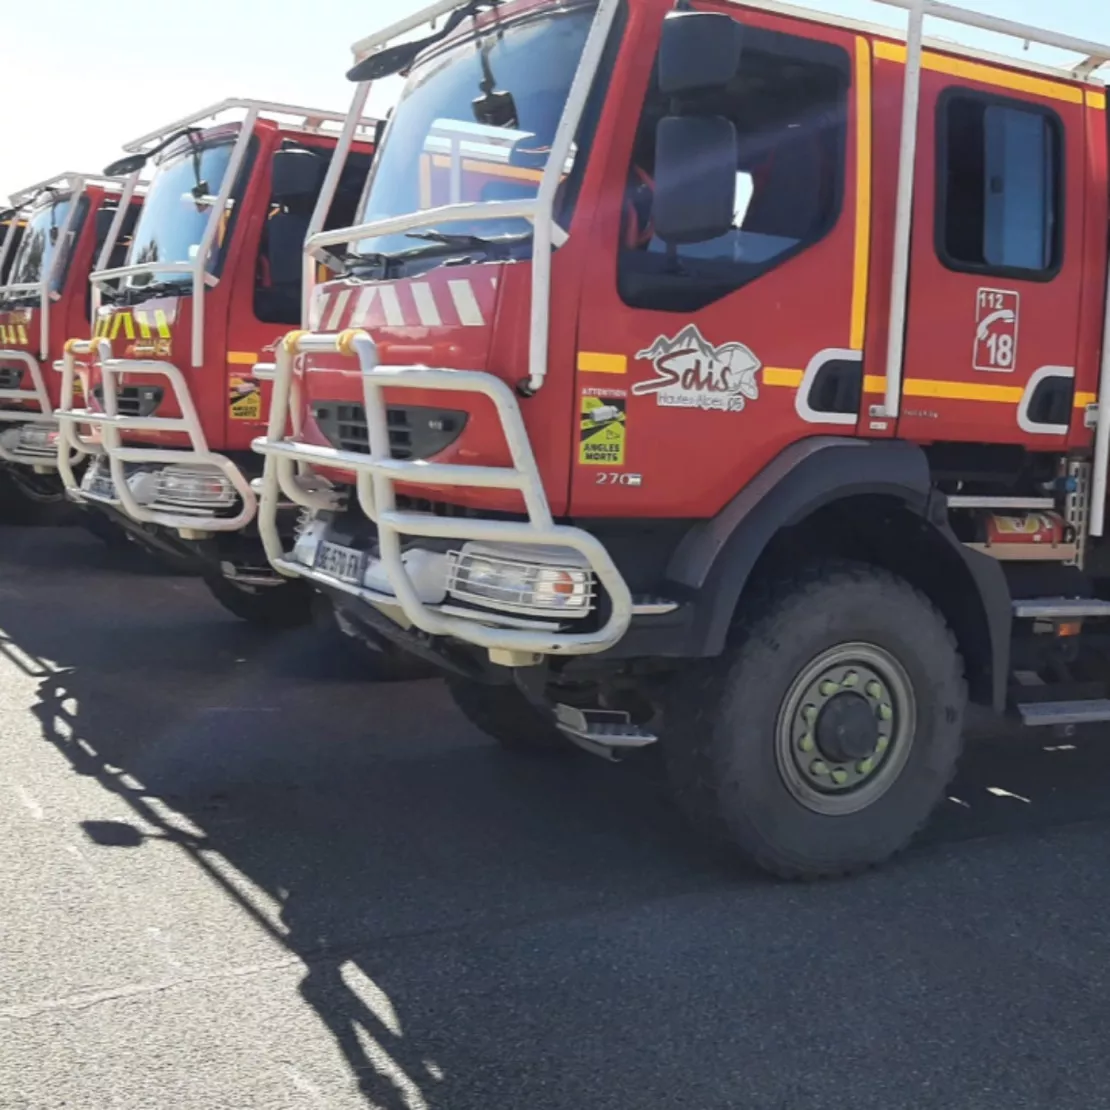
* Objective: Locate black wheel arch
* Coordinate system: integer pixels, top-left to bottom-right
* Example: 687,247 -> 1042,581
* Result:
666,437 -> 1012,711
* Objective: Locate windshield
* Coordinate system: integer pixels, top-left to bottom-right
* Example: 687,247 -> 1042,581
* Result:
125,138 -> 238,291
3,198 -> 84,295
354,2 -> 596,262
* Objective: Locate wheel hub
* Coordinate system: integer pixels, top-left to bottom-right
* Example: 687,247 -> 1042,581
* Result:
815,692 -> 880,763
775,643 -> 916,816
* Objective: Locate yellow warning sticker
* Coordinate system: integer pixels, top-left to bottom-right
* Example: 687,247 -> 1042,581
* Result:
579,392 -> 626,466
229,376 -> 261,421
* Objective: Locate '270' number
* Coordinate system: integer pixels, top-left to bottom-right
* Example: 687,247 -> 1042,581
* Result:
595,472 -> 642,486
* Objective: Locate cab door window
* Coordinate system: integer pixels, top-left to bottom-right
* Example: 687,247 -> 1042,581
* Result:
254,144 -> 374,325
619,25 -> 849,313
936,91 -> 1063,280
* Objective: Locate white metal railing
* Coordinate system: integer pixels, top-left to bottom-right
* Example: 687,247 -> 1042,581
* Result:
56,338 -> 256,530
89,99 -> 380,368
252,331 -> 634,655
0,350 -> 52,425
248,0 -> 627,658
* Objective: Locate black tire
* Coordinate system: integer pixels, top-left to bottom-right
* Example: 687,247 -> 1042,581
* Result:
663,561 -> 966,880
327,617 -> 436,682
204,574 -> 314,629
0,468 -> 72,526
80,511 -> 134,552
446,677 -> 571,754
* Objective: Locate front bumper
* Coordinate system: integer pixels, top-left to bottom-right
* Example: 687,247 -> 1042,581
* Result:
251,330 -> 634,662
55,339 -> 257,533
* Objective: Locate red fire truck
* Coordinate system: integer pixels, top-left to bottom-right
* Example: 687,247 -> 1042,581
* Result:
0,174 -> 143,515
55,100 -> 377,625
252,0 -> 1110,878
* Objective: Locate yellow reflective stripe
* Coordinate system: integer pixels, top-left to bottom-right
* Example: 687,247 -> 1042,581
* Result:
851,37 -> 873,352
769,372 -> 1095,410
110,313 -> 135,340
1087,91 -> 1107,111
227,351 -> 259,365
763,367 -> 804,387
153,310 -> 171,338
577,351 -> 627,375
16,324 -> 27,344
873,40 -> 1084,104
134,310 -> 151,339
904,378 -> 1024,403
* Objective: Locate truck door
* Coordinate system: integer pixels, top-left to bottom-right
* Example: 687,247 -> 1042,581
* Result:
571,8 -> 870,517
895,64 -> 1088,446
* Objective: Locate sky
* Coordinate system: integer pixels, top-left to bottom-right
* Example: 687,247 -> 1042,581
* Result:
1,0 -> 1108,197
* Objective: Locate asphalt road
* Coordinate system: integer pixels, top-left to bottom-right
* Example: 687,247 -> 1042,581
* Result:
3,524 -> 1110,1109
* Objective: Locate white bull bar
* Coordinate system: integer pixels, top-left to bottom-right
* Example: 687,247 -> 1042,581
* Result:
56,337 -> 256,530
252,330 -> 634,657
0,349 -> 67,468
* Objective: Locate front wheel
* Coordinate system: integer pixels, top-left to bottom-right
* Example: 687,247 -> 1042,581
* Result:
204,574 -> 314,629
663,562 -> 966,880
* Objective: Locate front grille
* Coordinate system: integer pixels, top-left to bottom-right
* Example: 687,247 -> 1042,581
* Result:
0,366 -> 25,390
312,402 -> 468,461
92,384 -> 165,418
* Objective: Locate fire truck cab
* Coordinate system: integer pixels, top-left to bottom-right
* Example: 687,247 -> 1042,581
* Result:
56,100 -> 377,626
0,173 -> 142,512
253,0 -> 1110,878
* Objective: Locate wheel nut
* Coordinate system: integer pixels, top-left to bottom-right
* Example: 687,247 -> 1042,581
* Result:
831,769 -> 848,785
820,681 -> 840,696
811,760 -> 829,776
800,734 -> 816,753
866,681 -> 883,699
842,671 -> 859,687
878,704 -> 893,722
858,758 -> 874,774
802,705 -> 818,724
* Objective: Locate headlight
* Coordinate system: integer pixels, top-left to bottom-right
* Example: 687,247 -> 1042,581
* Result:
17,424 -> 57,450
153,465 -> 237,511
447,543 -> 595,620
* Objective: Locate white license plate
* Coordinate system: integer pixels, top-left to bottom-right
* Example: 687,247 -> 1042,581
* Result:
315,540 -> 365,585
82,467 -> 117,500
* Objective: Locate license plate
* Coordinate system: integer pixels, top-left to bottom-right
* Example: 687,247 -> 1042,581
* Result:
315,540 -> 365,585
82,466 -> 117,501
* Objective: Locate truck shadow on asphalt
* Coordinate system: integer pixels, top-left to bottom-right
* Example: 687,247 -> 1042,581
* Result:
5,528 -> 1110,1106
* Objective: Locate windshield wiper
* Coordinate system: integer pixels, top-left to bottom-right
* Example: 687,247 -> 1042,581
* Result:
120,278 -> 191,305
404,230 -> 529,259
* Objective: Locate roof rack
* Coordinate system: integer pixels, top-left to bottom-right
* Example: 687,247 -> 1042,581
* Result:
122,98 -> 380,154
9,172 -> 136,209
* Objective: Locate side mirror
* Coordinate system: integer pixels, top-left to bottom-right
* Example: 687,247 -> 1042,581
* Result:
271,149 -> 324,202
652,116 -> 738,245
658,11 -> 743,96
104,152 -> 148,178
